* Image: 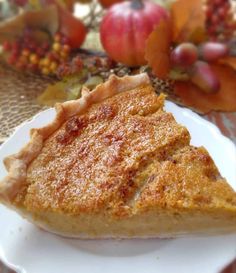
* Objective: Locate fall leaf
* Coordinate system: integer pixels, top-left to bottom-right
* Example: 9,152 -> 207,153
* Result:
189,27 -> 208,44
0,5 -> 58,43
145,20 -> 172,79
37,81 -> 68,107
218,57 -> 236,71
174,64 -> 236,113
171,0 -> 206,44
37,70 -> 104,106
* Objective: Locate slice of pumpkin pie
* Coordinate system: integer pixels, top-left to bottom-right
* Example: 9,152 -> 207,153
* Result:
0,74 -> 235,238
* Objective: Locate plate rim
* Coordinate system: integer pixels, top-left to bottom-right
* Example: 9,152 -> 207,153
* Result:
1,101 -> 235,153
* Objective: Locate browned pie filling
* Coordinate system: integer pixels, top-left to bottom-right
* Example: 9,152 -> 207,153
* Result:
11,84 -> 235,222
1,74 -> 236,237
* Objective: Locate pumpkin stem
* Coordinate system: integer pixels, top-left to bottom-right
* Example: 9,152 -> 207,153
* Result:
130,0 -> 144,9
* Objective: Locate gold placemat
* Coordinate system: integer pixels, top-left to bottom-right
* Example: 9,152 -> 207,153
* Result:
0,63 -> 53,143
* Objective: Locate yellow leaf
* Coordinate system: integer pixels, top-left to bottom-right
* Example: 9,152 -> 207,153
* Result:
37,82 -> 68,107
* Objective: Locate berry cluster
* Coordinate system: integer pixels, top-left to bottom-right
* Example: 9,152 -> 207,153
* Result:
2,29 -> 71,76
56,54 -> 116,79
170,42 -> 229,92
57,56 -> 84,78
205,0 -> 236,41
10,0 -> 27,7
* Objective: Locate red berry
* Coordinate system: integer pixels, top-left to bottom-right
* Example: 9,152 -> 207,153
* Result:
42,42 -> 50,51
73,56 -> 83,68
205,7 -> 212,18
47,51 -> 60,62
106,58 -> 116,68
12,0 -> 27,6
54,33 -> 62,43
61,36 -> 70,45
218,7 -> 226,18
206,0 -> 234,41
223,1 -> 231,11
208,25 -> 216,35
94,57 -> 103,67
171,43 -> 198,68
211,14 -> 219,24
12,41 -> 20,52
28,42 -> 37,52
56,63 -> 71,78
11,49 -> 20,60
7,55 -> 17,65
3,41 -> 12,51
214,0 -> 222,6
199,42 -> 229,62
12,48 -> 19,55
190,61 -> 220,93
36,47 -> 46,57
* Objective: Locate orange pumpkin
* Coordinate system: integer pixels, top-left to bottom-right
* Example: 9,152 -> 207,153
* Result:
100,0 -> 169,66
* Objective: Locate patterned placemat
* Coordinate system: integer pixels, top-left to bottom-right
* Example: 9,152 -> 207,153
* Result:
0,63 -> 53,143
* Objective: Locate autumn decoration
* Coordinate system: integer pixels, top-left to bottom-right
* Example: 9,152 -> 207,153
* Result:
145,0 -> 236,113
0,0 -> 236,113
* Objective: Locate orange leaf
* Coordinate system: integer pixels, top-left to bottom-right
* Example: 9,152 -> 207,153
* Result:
218,57 -> 236,71
174,64 -> 236,113
171,0 -> 206,43
145,20 -> 172,79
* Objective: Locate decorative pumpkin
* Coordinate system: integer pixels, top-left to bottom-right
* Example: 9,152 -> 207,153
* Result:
100,0 -> 169,66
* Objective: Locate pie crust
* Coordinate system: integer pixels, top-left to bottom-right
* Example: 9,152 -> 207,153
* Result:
0,73 -> 150,203
0,73 -> 235,238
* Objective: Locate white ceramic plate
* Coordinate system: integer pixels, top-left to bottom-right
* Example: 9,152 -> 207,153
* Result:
0,101 -> 236,273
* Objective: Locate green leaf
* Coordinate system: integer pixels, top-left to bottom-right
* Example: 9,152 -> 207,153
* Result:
84,76 -> 103,90
37,81 -> 68,106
